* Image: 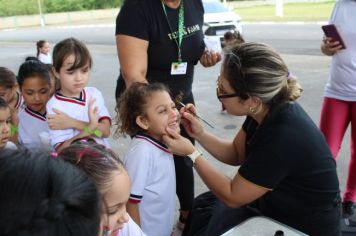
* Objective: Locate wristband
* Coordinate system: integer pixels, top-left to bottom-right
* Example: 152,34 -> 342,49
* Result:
9,123 -> 18,136
187,149 -> 203,164
83,127 -> 103,138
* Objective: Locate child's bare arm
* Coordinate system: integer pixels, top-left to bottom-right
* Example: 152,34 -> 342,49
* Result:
126,202 -> 141,226
96,119 -> 110,138
48,108 -> 89,130
86,98 -> 110,138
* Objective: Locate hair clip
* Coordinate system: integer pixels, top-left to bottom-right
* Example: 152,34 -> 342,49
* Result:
287,71 -> 295,80
75,150 -> 86,165
50,152 -> 58,158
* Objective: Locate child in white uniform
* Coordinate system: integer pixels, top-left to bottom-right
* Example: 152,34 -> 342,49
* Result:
59,142 -> 146,236
46,38 -> 111,152
0,67 -> 23,144
116,82 -> 180,236
17,60 -> 52,149
36,40 -> 52,64
0,98 -> 16,150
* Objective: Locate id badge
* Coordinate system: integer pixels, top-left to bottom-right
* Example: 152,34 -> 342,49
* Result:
170,62 -> 187,75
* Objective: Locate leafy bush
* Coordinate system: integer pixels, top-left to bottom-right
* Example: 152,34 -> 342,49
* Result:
0,0 -> 123,17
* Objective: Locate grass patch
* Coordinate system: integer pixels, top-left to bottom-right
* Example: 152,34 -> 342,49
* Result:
235,1 -> 335,22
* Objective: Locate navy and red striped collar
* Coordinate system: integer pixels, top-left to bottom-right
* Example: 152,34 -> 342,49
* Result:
15,91 -> 23,109
134,132 -> 172,154
54,89 -> 86,106
24,107 -> 47,122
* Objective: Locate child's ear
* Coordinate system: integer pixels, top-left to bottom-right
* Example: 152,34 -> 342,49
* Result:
136,115 -> 149,130
52,67 -> 60,80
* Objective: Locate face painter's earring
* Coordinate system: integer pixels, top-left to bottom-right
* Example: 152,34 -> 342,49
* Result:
249,107 -> 256,115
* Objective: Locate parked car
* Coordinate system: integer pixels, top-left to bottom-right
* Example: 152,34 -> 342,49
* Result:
202,0 -> 242,40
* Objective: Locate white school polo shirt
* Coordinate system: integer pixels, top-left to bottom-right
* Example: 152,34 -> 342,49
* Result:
325,0 -> 356,101
119,216 -> 146,236
14,91 -> 24,110
124,133 -> 176,236
46,87 -> 111,150
4,141 -> 17,150
18,106 -> 50,149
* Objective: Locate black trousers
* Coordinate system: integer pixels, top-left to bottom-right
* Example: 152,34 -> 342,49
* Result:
184,191 -> 341,236
183,192 -> 260,236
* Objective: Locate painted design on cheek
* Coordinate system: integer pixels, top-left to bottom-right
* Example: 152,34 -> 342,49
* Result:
102,225 -> 112,236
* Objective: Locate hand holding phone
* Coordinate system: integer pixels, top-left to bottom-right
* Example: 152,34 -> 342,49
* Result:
321,24 -> 346,49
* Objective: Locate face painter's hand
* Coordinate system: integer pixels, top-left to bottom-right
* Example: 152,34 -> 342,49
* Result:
163,127 -> 195,156
179,103 -> 204,140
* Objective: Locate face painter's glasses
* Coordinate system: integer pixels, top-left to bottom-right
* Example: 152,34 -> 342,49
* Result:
216,78 -> 241,102
219,52 -> 251,101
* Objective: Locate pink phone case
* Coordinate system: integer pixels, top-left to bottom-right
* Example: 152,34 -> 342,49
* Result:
322,24 -> 346,49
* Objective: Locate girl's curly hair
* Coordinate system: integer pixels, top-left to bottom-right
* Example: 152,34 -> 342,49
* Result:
115,82 -> 170,137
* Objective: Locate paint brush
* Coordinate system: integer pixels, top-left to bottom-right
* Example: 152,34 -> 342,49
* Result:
179,102 -> 214,129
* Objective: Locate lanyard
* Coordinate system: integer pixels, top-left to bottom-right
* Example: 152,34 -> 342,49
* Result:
161,0 -> 184,62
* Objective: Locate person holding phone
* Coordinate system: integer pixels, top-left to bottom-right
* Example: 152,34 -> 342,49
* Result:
320,0 -> 356,219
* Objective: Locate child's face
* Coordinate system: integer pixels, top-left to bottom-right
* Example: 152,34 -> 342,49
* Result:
0,86 -> 17,104
40,42 -> 50,55
21,77 -> 51,114
0,107 -> 11,149
101,169 -> 130,236
137,91 -> 180,141
55,54 -> 89,97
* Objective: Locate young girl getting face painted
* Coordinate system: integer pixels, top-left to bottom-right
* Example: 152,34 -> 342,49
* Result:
116,82 -> 179,236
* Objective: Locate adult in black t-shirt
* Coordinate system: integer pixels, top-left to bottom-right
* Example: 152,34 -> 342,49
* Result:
115,0 -> 221,229
163,42 -> 341,236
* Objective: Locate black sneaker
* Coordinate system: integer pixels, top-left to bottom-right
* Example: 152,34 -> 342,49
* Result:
343,201 -> 356,218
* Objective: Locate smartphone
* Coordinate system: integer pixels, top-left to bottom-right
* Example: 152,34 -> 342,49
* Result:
321,24 -> 346,49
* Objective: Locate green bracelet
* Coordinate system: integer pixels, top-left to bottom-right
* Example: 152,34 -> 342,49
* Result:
9,123 -> 18,136
83,127 -> 103,138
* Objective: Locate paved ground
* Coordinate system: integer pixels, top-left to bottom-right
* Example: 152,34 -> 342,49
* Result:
0,23 -> 352,234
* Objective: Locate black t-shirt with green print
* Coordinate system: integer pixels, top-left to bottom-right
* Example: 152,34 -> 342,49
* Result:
239,102 -> 340,234
115,0 -> 205,102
